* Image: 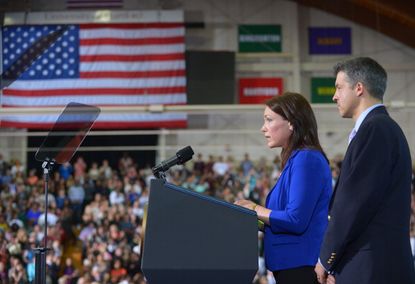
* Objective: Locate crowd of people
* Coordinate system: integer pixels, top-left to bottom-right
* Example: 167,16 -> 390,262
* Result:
0,151 -> 414,283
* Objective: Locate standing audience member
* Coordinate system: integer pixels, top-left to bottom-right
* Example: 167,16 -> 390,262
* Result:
212,156 -> 229,177
88,162 -> 100,184
0,153 -> 9,176
205,155 -> 215,174
193,153 -> 206,175
240,153 -> 254,177
99,159 -> 113,179
73,156 -> 87,181
10,159 -> 25,178
68,177 -> 86,224
59,162 -> 73,181
118,153 -> 133,176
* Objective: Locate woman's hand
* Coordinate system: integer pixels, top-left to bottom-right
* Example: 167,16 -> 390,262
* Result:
234,199 -> 257,211
235,199 -> 271,226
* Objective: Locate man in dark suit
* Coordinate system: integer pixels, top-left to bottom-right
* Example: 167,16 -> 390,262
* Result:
315,57 -> 415,284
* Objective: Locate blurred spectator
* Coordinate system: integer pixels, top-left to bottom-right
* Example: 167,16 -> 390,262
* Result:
79,221 -> 96,244
56,187 -> 68,210
23,235 -> 37,283
118,153 -> 133,176
88,162 -> 100,184
193,153 -> 206,175
47,253 -> 61,284
205,155 -> 215,174
212,156 -> 229,176
59,257 -> 79,284
59,162 -> 73,181
110,258 -> 127,283
26,201 -> 42,226
270,156 -> 281,181
74,156 -> 87,182
10,159 -> 25,178
68,177 -> 85,224
99,159 -> 113,179
109,178 -> 125,206
8,256 -> 27,283
240,153 -> 254,177
36,191 -> 57,209
37,205 -> 59,227
0,153 -> 9,176
0,261 -> 8,283
1,168 -> 13,187
226,155 -> 235,173
26,168 -> 39,186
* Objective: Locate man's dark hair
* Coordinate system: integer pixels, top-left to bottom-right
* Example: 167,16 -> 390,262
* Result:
334,57 -> 387,100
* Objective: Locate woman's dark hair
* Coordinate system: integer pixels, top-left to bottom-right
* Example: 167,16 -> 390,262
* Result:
265,92 -> 328,168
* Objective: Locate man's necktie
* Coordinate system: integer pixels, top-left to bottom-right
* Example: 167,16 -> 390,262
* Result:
348,128 -> 357,145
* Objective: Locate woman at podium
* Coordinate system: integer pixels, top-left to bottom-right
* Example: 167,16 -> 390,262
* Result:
235,92 -> 331,284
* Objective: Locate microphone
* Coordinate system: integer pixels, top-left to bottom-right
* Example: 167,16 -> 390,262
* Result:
152,146 -> 194,178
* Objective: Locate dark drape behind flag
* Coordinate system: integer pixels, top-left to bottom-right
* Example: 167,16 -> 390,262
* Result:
66,0 -> 123,10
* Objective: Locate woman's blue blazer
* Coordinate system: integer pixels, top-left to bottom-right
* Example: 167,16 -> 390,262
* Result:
264,149 -> 332,271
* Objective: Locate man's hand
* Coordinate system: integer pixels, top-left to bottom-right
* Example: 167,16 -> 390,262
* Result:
315,262 -> 328,284
327,274 -> 335,284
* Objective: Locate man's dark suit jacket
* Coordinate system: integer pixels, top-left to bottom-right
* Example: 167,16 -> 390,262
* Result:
320,106 -> 415,284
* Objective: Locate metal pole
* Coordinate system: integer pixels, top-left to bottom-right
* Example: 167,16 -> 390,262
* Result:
34,160 -> 53,284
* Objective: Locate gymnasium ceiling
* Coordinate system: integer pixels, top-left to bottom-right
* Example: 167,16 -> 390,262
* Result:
291,0 -> 415,49
1,0 -> 415,49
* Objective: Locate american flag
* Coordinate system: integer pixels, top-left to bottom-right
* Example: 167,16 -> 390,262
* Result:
0,23 -> 187,129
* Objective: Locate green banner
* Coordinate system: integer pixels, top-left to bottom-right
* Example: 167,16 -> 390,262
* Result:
239,25 -> 282,52
311,77 -> 336,103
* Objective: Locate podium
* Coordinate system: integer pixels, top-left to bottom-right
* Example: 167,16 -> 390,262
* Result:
141,179 -> 258,284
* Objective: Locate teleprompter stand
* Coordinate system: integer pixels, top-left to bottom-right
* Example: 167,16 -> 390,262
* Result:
33,159 -> 54,284
34,102 -> 100,284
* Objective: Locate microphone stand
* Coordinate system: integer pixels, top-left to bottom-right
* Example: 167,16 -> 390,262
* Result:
34,159 -> 54,284
151,146 -> 194,182
154,170 -> 166,181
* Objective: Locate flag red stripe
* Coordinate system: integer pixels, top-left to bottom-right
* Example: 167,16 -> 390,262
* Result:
93,120 -> 187,129
1,103 -> 186,108
3,87 -> 186,97
80,23 -> 184,29
80,36 -> 184,46
80,69 -> 185,78
80,53 -> 184,62
0,120 -> 187,129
